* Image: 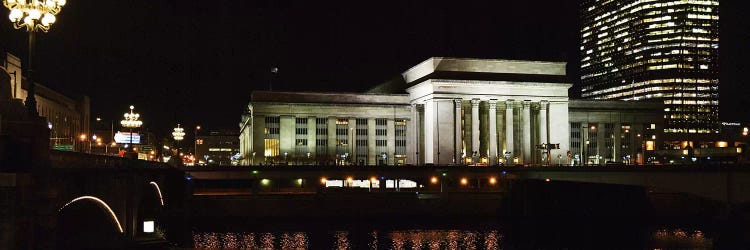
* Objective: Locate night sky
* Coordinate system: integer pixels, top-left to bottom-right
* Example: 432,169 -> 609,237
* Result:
1,1 -> 748,138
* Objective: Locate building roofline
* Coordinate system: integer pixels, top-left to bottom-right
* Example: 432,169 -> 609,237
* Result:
250,91 -> 410,105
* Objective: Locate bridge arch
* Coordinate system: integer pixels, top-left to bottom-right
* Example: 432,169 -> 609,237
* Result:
149,181 -> 165,206
58,195 -> 124,233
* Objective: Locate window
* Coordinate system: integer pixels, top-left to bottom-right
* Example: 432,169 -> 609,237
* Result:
264,116 -> 280,157
316,118 -> 328,156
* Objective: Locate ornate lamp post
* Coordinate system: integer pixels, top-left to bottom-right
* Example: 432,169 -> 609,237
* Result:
120,105 -> 142,152
3,0 -> 66,116
172,124 -> 185,164
172,124 -> 185,142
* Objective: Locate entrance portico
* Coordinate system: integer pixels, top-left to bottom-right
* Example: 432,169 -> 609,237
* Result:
404,58 -> 571,166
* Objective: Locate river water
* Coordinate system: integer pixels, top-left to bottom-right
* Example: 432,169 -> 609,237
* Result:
182,218 -> 718,249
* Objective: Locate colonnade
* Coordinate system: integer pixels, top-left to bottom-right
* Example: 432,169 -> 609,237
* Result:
412,98 -> 552,166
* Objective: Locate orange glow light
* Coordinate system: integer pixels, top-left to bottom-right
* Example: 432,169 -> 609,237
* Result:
460,178 -> 468,185
430,176 -> 438,184
320,177 -> 327,184
489,177 -> 497,185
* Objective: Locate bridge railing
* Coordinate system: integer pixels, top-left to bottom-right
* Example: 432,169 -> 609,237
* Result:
183,163 -> 750,172
49,150 -> 171,169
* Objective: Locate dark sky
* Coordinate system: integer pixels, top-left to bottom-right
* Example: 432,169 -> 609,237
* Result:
1,0 -> 748,138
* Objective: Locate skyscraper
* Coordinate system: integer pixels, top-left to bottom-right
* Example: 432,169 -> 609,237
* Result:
579,0 -> 720,136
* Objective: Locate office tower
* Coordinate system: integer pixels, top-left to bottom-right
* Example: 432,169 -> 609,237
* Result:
580,0 -> 720,135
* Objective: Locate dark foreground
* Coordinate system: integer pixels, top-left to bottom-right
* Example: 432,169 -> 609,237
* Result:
58,179 -> 750,249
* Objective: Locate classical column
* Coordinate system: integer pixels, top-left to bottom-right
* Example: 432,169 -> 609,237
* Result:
505,100 -> 514,163
367,118 -> 376,166
471,98 -> 480,161
423,100 -> 435,164
408,104 -> 418,165
454,99 -> 462,164
307,117 -> 316,161
488,99 -> 498,165
522,100 -> 531,164
327,117 -> 337,161
387,119 -> 396,165
280,116 -> 295,159
349,118 -> 356,163
539,101 -> 548,164
414,104 -> 423,165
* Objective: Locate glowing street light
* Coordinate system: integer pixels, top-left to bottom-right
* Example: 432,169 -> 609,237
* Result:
120,105 -> 142,151
3,0 -> 66,116
172,124 -> 186,164
194,125 -> 201,156
172,124 -> 185,141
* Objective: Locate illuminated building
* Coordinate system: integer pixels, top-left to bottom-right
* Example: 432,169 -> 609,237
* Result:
239,57 -> 664,166
579,0 -> 720,136
196,129 -> 240,165
2,52 -> 90,149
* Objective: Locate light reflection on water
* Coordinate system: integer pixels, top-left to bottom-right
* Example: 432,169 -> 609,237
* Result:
192,227 -> 709,249
193,231 -> 308,249
193,229 -> 501,249
652,228 -> 712,249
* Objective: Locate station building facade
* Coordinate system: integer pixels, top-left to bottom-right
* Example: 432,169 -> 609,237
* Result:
239,58 -> 663,166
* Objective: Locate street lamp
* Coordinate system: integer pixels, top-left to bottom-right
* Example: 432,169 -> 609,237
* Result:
120,105 -> 142,152
172,124 -> 185,162
194,125 -> 201,156
3,0 -> 66,116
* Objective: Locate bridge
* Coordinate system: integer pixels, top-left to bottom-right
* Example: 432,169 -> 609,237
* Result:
185,165 -> 750,205
1,153 -> 749,248
2,115 -> 749,249
1,150 -> 185,249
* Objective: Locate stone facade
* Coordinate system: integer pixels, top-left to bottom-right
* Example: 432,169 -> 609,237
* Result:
239,58 -> 663,166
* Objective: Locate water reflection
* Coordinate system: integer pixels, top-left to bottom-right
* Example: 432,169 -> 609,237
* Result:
652,228 -> 712,249
388,230 -> 497,250
192,227 -> 709,249
334,231 -> 351,250
193,231 -> 307,249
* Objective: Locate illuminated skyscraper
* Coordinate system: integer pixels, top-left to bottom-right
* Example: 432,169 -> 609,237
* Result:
580,0 -> 720,135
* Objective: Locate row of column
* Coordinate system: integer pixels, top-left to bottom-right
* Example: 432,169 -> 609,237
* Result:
415,98 -> 550,166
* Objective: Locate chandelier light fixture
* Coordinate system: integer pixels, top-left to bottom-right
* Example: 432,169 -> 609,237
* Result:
172,124 -> 185,141
4,0 -> 66,32
120,105 -> 142,151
